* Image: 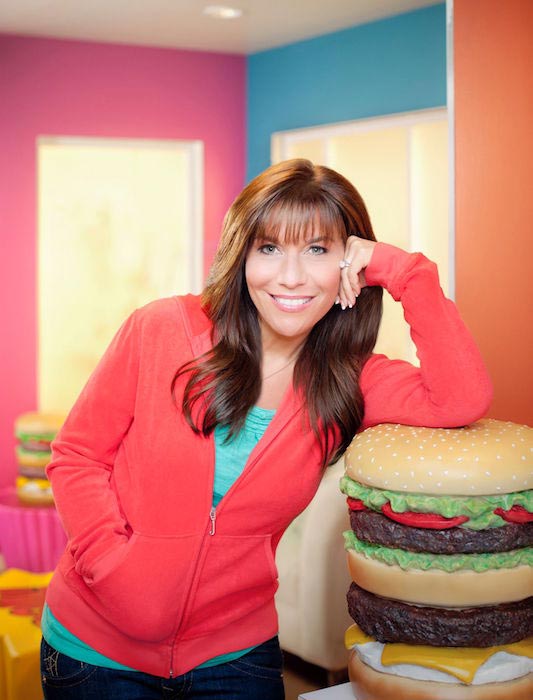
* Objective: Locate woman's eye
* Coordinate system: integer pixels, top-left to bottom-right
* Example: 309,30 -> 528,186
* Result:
308,245 -> 327,255
258,244 -> 278,254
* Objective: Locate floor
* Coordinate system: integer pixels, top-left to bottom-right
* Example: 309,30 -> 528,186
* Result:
283,652 -> 348,699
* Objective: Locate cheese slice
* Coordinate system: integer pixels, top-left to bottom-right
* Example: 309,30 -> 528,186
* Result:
345,624 -> 533,684
345,624 -> 375,647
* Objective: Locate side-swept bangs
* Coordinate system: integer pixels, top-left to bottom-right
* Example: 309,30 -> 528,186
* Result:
253,192 -> 348,248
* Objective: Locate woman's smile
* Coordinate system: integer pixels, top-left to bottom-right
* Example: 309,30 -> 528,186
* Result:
269,294 -> 314,311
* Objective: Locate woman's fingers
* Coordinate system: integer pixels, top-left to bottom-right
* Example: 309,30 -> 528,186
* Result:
337,237 -> 376,309
339,258 -> 363,308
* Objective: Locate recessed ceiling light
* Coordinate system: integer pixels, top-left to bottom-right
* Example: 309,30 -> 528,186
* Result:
203,5 -> 243,20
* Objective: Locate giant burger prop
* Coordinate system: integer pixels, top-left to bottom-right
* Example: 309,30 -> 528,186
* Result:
340,419 -> 532,699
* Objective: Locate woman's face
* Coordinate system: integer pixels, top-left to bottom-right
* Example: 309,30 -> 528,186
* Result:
245,228 -> 345,348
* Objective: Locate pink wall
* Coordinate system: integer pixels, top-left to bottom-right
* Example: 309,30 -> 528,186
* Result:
0,35 -> 246,487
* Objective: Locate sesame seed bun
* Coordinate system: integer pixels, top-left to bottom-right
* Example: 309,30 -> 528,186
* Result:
344,419 -> 532,496
14,412 -> 65,438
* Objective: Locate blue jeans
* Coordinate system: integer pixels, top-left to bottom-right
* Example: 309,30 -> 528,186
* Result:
40,636 -> 285,699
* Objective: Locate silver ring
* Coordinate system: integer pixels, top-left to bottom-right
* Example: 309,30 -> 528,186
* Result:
339,259 -> 352,269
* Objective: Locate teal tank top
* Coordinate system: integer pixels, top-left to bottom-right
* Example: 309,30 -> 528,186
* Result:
42,406 -> 275,671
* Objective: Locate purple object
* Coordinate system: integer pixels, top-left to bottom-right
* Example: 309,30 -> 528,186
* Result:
0,488 -> 66,572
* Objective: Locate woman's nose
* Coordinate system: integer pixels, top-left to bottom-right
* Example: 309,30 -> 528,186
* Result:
278,252 -> 307,287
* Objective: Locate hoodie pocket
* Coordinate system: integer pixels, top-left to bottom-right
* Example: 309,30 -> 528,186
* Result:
65,532 -> 201,642
181,533 -> 278,639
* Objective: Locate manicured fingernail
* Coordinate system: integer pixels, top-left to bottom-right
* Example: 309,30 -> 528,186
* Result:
335,296 -> 340,305
341,303 -> 346,310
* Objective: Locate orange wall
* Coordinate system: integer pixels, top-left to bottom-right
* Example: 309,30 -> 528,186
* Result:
454,0 -> 533,426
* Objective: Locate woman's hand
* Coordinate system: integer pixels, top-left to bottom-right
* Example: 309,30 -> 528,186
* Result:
338,236 -> 377,309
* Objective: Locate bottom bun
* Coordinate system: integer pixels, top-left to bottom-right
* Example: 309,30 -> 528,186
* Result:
348,651 -> 533,700
17,491 -> 55,507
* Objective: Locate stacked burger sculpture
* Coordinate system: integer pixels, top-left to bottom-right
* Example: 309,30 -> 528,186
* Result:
340,418 -> 532,699
14,412 -> 64,505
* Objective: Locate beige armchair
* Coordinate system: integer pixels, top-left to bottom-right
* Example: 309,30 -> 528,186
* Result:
275,457 -> 352,678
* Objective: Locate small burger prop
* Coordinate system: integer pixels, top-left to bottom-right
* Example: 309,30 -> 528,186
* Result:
340,419 -> 532,700
14,412 -> 64,505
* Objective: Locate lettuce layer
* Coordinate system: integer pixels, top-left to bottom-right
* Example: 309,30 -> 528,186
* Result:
340,475 -> 533,530
344,530 -> 533,572
16,431 -> 56,442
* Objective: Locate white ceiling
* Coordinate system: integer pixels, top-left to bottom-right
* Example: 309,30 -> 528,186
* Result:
0,0 -> 441,54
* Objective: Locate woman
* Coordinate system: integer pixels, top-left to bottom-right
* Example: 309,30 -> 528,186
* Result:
40,159 -> 492,699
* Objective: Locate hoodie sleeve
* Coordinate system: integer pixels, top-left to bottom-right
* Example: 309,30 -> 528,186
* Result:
46,309 -> 140,579
360,243 -> 493,429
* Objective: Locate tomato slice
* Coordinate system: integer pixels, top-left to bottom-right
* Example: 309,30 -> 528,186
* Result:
347,497 -> 369,512
494,505 -> 533,524
381,502 -> 469,529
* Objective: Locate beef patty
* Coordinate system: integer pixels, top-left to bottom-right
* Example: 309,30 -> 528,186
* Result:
350,509 -> 533,554
347,581 -> 533,647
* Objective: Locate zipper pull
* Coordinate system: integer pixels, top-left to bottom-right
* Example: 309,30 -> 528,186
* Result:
209,506 -> 216,535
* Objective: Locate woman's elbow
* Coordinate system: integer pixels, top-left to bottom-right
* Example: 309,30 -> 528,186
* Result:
442,376 -> 494,427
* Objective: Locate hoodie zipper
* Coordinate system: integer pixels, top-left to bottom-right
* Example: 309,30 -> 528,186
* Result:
209,506 -> 216,535
168,504 -> 216,677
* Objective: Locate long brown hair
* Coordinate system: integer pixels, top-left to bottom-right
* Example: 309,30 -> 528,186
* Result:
172,159 -> 383,466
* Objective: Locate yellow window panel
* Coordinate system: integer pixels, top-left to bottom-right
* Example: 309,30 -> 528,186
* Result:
37,138 -> 202,414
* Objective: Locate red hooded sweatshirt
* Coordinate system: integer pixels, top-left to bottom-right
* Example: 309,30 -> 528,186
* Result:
45,243 -> 492,677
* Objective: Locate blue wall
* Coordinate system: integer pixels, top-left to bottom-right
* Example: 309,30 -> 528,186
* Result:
247,4 -> 446,180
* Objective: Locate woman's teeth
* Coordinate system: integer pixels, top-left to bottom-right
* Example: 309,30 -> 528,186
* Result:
272,296 -> 311,307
